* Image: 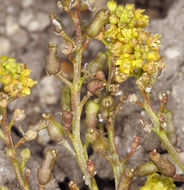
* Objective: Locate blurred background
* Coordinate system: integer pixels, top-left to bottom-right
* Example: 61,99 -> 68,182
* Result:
0,0 -> 184,189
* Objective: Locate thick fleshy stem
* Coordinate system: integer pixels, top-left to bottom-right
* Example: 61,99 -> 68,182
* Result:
0,107 -> 29,190
141,90 -> 184,173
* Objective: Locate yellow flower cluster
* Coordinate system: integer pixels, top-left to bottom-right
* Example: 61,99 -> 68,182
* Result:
140,173 -> 175,190
103,0 -> 165,82
0,56 -> 36,98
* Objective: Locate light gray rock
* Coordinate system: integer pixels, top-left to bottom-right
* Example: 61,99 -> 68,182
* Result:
0,37 -> 11,54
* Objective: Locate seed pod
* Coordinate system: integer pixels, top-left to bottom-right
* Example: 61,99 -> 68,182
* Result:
163,109 -> 177,146
42,113 -> 65,143
62,110 -> 73,129
49,12 -> 64,35
135,162 -> 158,177
96,71 -> 105,80
45,43 -> 60,75
12,109 -> 25,121
60,61 -> 73,80
92,135 -> 108,155
87,80 -> 105,94
85,100 -> 100,128
37,149 -> 57,186
149,149 -> 176,177
60,86 -> 71,111
86,9 -> 109,37
87,52 -> 107,74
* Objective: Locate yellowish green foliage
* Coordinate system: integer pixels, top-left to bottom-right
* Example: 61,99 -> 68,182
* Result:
140,173 -> 175,190
0,56 -> 36,98
103,0 -> 165,82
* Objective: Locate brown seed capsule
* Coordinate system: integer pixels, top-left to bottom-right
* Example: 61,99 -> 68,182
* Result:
149,149 -> 176,177
62,110 -> 73,129
45,43 -> 60,75
86,9 -> 109,37
87,80 -> 105,94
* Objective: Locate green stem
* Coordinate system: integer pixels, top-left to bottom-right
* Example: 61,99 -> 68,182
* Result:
106,116 -> 121,190
70,1 -> 98,189
142,91 -> 184,173
0,107 -> 29,190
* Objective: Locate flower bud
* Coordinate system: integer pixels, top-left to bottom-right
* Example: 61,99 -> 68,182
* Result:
135,162 -> 158,177
87,80 -> 105,94
12,109 -> 25,121
49,12 -> 64,35
85,128 -> 98,143
20,148 -> 31,161
45,43 -> 60,75
107,0 -> 117,13
101,96 -> 114,109
37,149 -> 57,186
20,148 -> 31,173
85,100 -> 99,128
6,149 -> 15,159
87,52 -> 107,74
87,9 -> 109,37
87,159 -> 97,176
60,86 -> 71,111
68,180 -> 79,190
149,149 -> 176,177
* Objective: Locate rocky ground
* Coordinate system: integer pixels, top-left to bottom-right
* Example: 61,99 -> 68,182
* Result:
0,0 -> 184,189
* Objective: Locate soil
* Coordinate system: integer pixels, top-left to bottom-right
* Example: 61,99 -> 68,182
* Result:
0,0 -> 184,189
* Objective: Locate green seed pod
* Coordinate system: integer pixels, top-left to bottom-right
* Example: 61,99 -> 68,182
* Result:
60,86 -> 71,111
86,9 -> 109,37
149,150 -> 176,177
45,42 -> 60,75
85,100 -> 100,128
87,80 -> 105,94
42,113 -> 65,143
92,135 -> 108,155
49,12 -> 64,35
101,96 -> 114,109
37,149 -> 57,186
163,109 -> 177,146
135,162 -> 158,177
87,52 -> 107,74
